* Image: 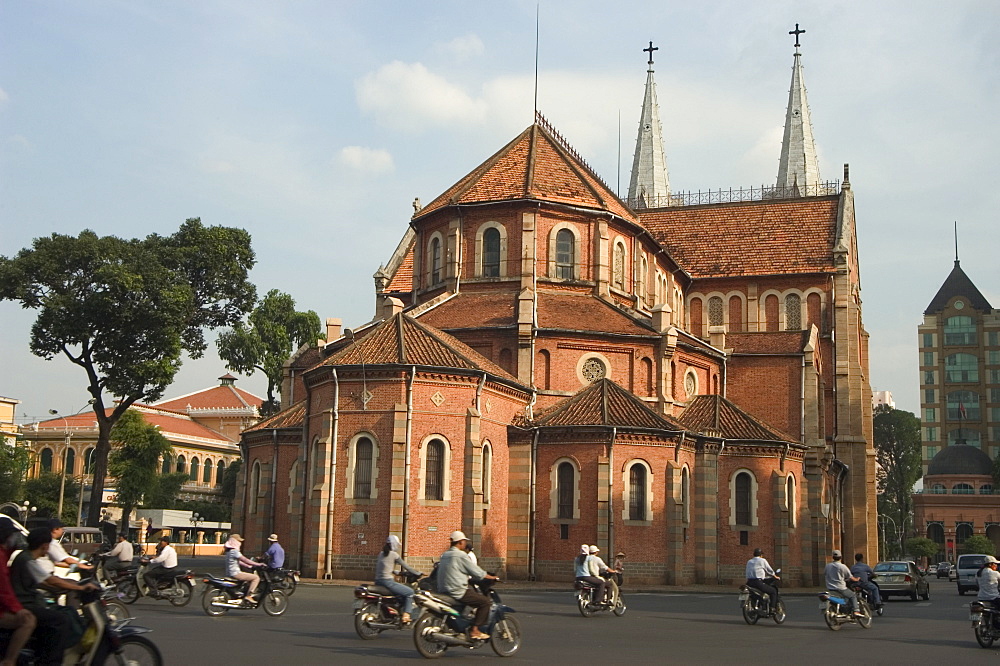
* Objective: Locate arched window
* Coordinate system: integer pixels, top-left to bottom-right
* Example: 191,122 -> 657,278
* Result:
638,254 -> 648,305
952,483 -> 974,494
947,390 -> 980,420
84,448 -> 96,474
161,454 -> 172,475
689,297 -> 703,338
681,466 -> 690,524
425,439 -> 445,501
785,293 -> 802,330
736,473 -> 751,524
40,448 -> 53,473
930,484 -> 946,494
945,353 -> 979,383
190,456 -> 200,481
980,484 -> 994,495
353,437 -> 374,499
626,462 -> 650,522
555,228 -> 575,279
216,460 -> 226,486
708,296 -> 724,327
731,470 -> 758,526
956,523 -> 973,544
429,235 -> 442,285
249,461 -> 261,513
64,448 -> 76,476
786,474 -> 797,528
764,295 -> 779,332
482,227 -> 501,277
203,459 -> 213,483
482,443 -> 492,506
640,357 -> 654,397
537,349 -> 551,390
927,523 -> 945,544
728,295 -> 743,332
612,242 -> 626,289
807,292 -> 822,331
944,315 -> 976,345
557,461 -> 574,519
176,455 -> 186,475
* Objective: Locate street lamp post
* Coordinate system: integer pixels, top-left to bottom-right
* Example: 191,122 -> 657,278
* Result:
189,513 -> 202,558
50,401 -> 95,522
879,514 -> 899,559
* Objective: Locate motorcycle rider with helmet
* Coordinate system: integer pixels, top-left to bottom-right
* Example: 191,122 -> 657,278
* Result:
745,548 -> 780,614
824,549 -> 863,617
374,535 -> 420,624
574,544 -> 605,607
977,555 -> 1000,626
437,530 -> 497,641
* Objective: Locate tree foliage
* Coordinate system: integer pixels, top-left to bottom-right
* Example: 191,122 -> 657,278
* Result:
174,500 -> 231,523
0,443 -> 32,503
905,537 -> 940,563
0,219 -> 255,524
24,473 -> 80,524
143,473 -> 190,510
873,405 -> 922,536
962,534 -> 996,556
217,289 -> 322,415
108,409 -> 173,531
221,459 -> 241,504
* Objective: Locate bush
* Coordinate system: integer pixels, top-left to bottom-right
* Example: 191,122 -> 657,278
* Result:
961,535 -> 996,556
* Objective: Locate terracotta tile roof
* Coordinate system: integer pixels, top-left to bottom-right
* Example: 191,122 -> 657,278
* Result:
679,394 -> 796,443
385,248 -> 414,293
415,123 -> 637,223
639,196 -> 840,278
416,292 -> 517,329
153,382 -> 263,412
244,401 -> 306,433
727,331 -> 808,354
537,291 -> 654,336
35,406 -> 234,443
533,378 -> 684,430
320,313 -> 522,384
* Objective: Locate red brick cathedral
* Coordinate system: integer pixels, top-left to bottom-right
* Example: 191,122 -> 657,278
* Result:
235,38 -> 876,586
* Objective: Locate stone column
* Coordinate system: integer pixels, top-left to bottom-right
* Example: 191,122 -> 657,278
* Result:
693,440 -> 720,583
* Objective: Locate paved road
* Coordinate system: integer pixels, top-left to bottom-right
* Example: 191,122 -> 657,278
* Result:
126,571 -> 994,664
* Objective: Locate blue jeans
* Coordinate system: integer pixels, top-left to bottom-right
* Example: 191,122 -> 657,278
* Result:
376,578 -> 415,615
830,587 -> 859,613
860,581 -> 881,606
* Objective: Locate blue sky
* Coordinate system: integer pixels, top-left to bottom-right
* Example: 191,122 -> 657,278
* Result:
2,0 -> 998,421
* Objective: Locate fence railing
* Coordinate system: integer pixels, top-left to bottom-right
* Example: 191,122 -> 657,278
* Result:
627,180 -> 841,209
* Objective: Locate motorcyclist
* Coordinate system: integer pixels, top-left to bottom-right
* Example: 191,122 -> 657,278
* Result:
103,533 -> 135,579
824,549 -> 862,617
977,555 -> 1000,624
0,518 -> 35,666
850,552 -> 882,609
437,530 -> 497,641
263,534 -> 285,570
223,534 -> 266,606
574,544 -> 605,607
374,535 -> 420,624
142,536 -> 177,598
587,546 -> 619,604
745,547 -> 780,614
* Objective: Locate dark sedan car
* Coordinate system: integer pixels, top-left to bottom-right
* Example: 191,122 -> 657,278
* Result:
936,562 -> 953,578
871,561 -> 930,600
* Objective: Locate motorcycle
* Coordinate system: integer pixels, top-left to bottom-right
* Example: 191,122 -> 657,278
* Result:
858,580 -> 884,617
411,579 -> 521,659
574,573 -> 626,618
0,586 -> 162,665
970,600 -> 1000,648
201,568 -> 289,616
133,558 -> 196,606
738,570 -> 786,625
353,570 -> 424,639
818,582 -> 873,630
256,559 -> 299,597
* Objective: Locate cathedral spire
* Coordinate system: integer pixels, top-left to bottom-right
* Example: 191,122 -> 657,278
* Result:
776,24 -> 821,193
627,41 -> 671,209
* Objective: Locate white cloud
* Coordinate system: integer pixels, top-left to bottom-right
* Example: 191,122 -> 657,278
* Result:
356,61 -> 488,131
0,87 -> 9,107
337,146 -> 394,174
433,34 -> 485,60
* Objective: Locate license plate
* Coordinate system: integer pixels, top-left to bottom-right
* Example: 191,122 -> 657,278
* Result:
352,600 -> 364,610
293,573 -> 300,582
738,593 -> 749,601
819,601 -> 827,609
971,613 -> 982,622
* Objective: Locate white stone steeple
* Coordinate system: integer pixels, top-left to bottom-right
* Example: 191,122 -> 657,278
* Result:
628,41 -> 671,209
776,24 -> 821,193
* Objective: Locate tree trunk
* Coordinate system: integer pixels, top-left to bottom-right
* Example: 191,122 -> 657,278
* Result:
87,417 -> 114,527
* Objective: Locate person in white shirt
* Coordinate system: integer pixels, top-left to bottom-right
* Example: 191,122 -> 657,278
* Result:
41,519 -> 93,577
587,546 -> 619,604
745,547 -> 780,614
824,549 -> 861,616
143,536 -> 177,598
977,555 -> 1000,609
104,534 -> 134,578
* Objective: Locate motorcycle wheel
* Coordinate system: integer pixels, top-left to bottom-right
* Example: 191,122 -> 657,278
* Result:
284,576 -> 297,596
577,593 -> 595,618
824,607 -> 841,631
203,589 -> 229,616
262,591 -> 288,616
354,603 -> 384,640
169,581 -> 193,607
612,594 -> 627,617
104,599 -> 132,623
976,621 -> 995,648
857,602 -> 873,629
490,615 -> 522,658
772,600 -> 786,625
94,634 -> 163,666
413,613 -> 448,659
119,581 -> 140,605
741,599 -> 759,625
921,587 -> 929,601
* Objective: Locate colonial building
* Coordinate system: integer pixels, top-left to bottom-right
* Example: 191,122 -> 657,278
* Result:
236,34 -> 876,586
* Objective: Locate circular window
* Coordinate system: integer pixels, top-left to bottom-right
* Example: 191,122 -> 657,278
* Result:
582,358 -> 606,383
684,371 -> 697,398
954,300 -> 965,310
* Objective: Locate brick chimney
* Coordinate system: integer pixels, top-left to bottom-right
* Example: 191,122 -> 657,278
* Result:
325,318 -> 342,342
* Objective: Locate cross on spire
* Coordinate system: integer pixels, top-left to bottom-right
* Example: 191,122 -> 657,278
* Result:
789,23 -> 805,49
643,41 -> 658,66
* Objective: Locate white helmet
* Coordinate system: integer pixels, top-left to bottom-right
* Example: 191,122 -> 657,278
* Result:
450,530 -> 468,542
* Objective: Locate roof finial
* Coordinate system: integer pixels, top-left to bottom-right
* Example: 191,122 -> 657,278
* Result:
954,221 -> 960,265
644,41 -> 658,69
789,23 -> 805,52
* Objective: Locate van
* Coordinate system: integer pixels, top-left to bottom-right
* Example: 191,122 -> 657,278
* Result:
956,553 -> 990,595
59,526 -> 107,558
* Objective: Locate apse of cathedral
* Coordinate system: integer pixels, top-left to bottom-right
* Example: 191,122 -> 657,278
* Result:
235,29 -> 876,586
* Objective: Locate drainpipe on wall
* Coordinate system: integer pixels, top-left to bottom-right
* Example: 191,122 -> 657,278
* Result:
270,428 -> 278,537
800,354 -> 806,445
528,427 -> 539,581
608,427 -> 617,557
296,382 -> 313,571
323,369 -> 340,579
402,366 -> 416,556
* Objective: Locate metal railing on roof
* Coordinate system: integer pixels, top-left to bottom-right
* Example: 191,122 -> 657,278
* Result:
627,180 -> 841,209
534,111 -> 615,195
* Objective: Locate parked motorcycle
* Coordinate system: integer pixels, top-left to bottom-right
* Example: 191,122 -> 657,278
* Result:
970,600 -> 1000,648
354,570 -> 424,639
133,558 -> 196,606
0,586 -> 162,665
818,582 -> 873,630
201,569 -> 288,616
738,570 -> 785,624
574,573 -> 626,618
411,579 -> 521,659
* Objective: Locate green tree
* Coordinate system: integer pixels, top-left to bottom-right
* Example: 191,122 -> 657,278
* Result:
873,405 -> 921,547
108,409 -> 173,532
962,534 -> 996,556
217,289 -> 322,416
174,500 -> 231,523
0,442 -> 32,503
24,473 -> 80,524
0,219 -> 255,525
221,459 -> 242,505
905,537 -> 941,565
143,473 -> 189,510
